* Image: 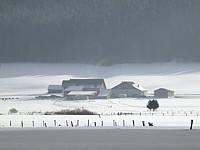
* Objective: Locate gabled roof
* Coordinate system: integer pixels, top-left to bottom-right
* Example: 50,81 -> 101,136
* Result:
154,88 -> 174,92
48,85 -> 63,90
112,81 -> 147,91
62,79 -> 106,89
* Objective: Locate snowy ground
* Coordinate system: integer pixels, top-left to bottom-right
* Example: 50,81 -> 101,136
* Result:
0,63 -> 200,128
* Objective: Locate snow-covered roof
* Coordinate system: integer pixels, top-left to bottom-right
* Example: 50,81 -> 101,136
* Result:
112,81 -> 147,91
98,89 -> 111,97
48,85 -> 63,90
67,91 -> 97,96
132,84 -> 147,91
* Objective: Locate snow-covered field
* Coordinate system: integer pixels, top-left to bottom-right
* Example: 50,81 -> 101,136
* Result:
0,63 -> 200,128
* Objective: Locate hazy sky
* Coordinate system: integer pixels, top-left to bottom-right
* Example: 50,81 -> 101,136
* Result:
0,0 -> 200,64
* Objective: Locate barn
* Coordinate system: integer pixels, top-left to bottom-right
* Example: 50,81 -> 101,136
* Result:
111,81 -> 147,98
47,85 -> 63,94
62,79 -> 106,98
154,88 -> 174,98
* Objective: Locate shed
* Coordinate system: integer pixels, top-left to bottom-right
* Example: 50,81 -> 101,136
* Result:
48,85 -> 63,94
154,88 -> 174,98
112,81 -> 147,98
97,89 -> 112,99
66,91 -> 97,100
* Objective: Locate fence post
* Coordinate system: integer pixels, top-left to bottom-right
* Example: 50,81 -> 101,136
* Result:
71,121 -> 74,127
21,121 -> 24,128
123,120 -> 125,126
77,120 -> 79,126
190,120 -> 193,130
94,122 -> 96,127
88,120 -> 90,127
142,121 -> 145,127
10,120 -> 11,127
66,120 -> 68,126
32,121 -> 35,127
132,120 -> 135,127
54,120 -> 57,126
43,121 -> 45,127
101,121 -> 103,127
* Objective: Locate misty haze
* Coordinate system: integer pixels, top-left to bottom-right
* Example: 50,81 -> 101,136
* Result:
1,0 -> 200,64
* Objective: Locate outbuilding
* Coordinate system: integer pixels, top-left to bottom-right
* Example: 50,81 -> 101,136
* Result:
48,85 -> 63,94
154,88 -> 174,98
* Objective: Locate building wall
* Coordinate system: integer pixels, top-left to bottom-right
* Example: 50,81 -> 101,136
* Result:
48,89 -> 63,94
67,94 -> 96,100
112,89 -> 144,98
67,95 -> 89,100
97,93 -> 112,99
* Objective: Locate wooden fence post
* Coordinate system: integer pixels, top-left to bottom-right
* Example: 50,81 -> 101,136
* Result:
66,120 -> 68,126
21,121 -> 24,128
43,121 -> 45,127
142,121 -> 145,127
123,120 -> 125,126
54,120 -> 57,126
190,120 -> 193,130
32,121 -> 35,127
101,121 -> 103,127
77,120 -> 79,126
132,120 -> 135,127
71,121 -> 74,127
10,120 -> 11,127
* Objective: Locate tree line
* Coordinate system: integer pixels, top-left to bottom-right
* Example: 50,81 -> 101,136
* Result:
1,0 -> 200,64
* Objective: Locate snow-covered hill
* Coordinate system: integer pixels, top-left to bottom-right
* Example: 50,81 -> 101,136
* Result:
0,63 -> 200,128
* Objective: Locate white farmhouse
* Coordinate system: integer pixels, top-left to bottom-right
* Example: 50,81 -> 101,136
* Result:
112,81 -> 147,98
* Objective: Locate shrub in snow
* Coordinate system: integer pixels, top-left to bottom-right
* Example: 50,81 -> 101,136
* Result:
9,108 -> 18,114
45,109 -> 97,115
147,99 -> 159,111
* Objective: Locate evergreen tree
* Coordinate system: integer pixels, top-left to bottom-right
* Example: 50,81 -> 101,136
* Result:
147,99 -> 159,111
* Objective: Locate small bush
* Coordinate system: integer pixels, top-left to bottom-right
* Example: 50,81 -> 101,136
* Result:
9,108 -> 18,114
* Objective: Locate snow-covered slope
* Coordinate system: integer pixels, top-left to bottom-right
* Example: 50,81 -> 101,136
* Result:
0,62 -> 200,95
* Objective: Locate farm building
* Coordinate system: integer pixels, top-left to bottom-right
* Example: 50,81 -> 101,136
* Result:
97,89 -> 112,99
66,91 -> 97,100
62,79 -> 106,97
47,85 -> 63,94
154,88 -> 174,98
112,81 -> 147,98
